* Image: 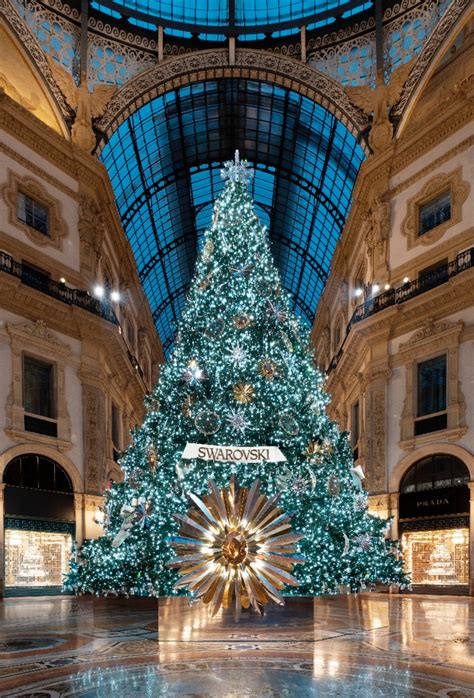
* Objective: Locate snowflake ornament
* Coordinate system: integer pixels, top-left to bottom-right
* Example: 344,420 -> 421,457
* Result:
226,408 -> 251,433
277,465 -> 316,495
227,344 -> 248,365
353,533 -> 372,551
221,150 -> 254,185
354,493 -> 367,511
229,263 -> 254,277
267,301 -> 287,323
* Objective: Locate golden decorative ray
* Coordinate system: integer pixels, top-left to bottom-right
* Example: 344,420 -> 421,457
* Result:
167,477 -> 305,620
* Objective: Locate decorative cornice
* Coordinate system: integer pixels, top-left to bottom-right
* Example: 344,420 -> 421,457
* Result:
7,318 -> 71,355
389,136 -> 473,196
0,141 -> 78,199
399,425 -> 468,452
398,317 -> 464,354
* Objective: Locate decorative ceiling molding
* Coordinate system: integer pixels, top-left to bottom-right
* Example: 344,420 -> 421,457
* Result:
0,0 -> 72,119
393,0 -> 471,121
95,48 -> 370,152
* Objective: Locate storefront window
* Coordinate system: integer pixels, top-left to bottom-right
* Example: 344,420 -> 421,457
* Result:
5,529 -> 72,588
401,529 -> 469,587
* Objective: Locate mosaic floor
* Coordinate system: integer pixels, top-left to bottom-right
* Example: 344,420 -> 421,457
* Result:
0,593 -> 473,697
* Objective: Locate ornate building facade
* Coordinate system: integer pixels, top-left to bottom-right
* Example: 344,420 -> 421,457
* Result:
312,16 -> 474,593
0,82 -> 162,594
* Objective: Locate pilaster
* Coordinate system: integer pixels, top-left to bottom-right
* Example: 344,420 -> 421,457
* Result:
74,493 -> 84,547
0,484 -> 4,597
469,483 -> 474,596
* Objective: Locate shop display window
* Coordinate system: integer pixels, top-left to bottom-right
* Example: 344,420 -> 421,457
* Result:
5,529 -> 72,588
401,529 -> 469,586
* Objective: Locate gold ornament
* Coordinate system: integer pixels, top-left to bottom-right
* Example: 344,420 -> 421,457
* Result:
305,441 -> 321,456
233,313 -> 251,330
198,273 -> 212,292
147,446 -> 158,471
182,394 -> 197,418
203,239 -> 214,260
233,382 -> 255,403
322,438 -> 334,455
259,359 -> 278,380
168,477 -> 304,620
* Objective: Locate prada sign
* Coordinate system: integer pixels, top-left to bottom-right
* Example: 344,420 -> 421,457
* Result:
399,485 -> 469,520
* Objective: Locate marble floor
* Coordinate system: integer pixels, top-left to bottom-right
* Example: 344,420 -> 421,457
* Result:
0,593 -> 473,697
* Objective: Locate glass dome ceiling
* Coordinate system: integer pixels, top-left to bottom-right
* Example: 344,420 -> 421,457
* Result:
94,0 -> 371,33
101,79 -> 364,355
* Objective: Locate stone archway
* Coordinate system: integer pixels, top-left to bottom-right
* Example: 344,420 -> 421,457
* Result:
0,444 -> 83,493
389,443 -> 474,493
96,48 -> 370,152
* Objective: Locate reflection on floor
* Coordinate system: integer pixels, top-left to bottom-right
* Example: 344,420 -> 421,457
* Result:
0,593 -> 473,696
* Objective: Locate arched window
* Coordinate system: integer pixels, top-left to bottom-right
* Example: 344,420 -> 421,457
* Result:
400,454 -> 469,493
4,454 -> 73,493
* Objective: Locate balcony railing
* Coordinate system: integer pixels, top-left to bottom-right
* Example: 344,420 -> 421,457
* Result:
328,247 -> 474,372
0,251 -> 119,324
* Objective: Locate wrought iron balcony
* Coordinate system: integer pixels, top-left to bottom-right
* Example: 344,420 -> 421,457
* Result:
0,251 -> 119,324
328,247 -> 474,372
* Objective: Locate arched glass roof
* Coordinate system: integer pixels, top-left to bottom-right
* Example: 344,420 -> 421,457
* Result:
94,0 -> 371,33
101,79 -> 364,354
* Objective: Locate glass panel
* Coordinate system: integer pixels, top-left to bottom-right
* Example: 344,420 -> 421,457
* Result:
23,356 -> 54,418
417,355 -> 446,417
96,0 -> 356,29
402,529 -> 469,586
16,192 -> 49,236
419,190 -> 451,236
5,529 -> 72,588
401,455 -> 469,493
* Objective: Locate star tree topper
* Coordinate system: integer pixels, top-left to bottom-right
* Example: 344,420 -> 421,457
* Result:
221,150 -> 254,185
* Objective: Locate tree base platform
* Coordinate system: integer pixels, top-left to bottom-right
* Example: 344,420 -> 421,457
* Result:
157,595 -> 315,642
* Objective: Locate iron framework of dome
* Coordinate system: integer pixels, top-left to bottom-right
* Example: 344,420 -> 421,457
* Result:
101,79 -> 365,355
92,0 -> 373,35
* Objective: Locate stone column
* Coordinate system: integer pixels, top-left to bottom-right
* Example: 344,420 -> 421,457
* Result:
81,381 -> 108,495
0,484 -> 5,597
74,493 -> 85,546
469,483 -> 474,596
364,364 -> 391,493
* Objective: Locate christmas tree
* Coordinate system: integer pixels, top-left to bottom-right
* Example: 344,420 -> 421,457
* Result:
65,152 -> 408,599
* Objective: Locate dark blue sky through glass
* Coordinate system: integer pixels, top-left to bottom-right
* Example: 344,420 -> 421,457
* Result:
101,79 -> 364,355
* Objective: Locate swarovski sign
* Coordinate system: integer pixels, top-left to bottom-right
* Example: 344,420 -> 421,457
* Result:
182,443 -> 287,463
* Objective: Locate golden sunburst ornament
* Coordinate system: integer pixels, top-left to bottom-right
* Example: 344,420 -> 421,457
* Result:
233,382 -> 255,403
167,477 -> 304,620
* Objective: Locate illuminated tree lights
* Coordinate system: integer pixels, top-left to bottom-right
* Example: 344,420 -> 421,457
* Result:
65,152 -> 408,598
